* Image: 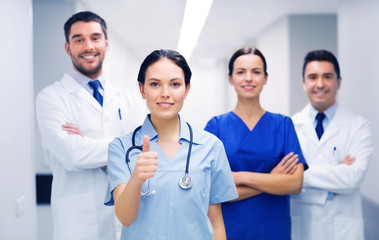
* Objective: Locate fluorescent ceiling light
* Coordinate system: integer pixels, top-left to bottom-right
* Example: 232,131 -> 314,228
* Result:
177,0 -> 213,60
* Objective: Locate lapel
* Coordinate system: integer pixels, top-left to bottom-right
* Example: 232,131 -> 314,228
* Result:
295,105 -> 319,144
103,81 -> 119,107
319,105 -> 348,146
61,73 -> 102,113
295,104 -> 348,148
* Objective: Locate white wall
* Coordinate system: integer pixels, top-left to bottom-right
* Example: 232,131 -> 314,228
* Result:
338,0 -> 379,239
256,17 -> 291,115
0,0 -> 37,239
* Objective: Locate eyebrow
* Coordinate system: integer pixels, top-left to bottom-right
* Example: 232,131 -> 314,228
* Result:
71,32 -> 103,40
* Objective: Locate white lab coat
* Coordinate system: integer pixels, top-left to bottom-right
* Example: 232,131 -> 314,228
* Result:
36,73 -> 146,240
290,104 -> 373,240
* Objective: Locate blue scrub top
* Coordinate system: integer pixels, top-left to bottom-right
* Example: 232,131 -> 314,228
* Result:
205,111 -> 307,240
105,115 -> 238,240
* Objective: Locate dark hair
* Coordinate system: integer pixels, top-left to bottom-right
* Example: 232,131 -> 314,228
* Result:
137,49 -> 192,86
228,47 -> 268,76
64,11 -> 107,43
302,49 -> 340,79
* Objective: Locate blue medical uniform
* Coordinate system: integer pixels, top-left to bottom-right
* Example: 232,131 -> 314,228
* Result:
105,115 -> 238,240
205,111 -> 307,240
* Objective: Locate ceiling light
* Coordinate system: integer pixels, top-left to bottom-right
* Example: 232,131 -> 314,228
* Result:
177,0 -> 213,60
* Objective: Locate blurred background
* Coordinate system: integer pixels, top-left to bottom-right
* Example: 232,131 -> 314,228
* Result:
1,0 -> 379,239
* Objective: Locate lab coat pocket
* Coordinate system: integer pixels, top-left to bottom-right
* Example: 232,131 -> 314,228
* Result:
54,192 -> 98,240
334,216 -> 364,240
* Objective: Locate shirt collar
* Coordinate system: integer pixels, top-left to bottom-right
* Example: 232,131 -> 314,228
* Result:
70,69 -> 105,89
309,102 -> 338,122
138,114 -> 195,145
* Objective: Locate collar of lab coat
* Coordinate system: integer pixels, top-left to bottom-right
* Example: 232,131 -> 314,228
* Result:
60,73 -> 120,112
295,104 -> 349,146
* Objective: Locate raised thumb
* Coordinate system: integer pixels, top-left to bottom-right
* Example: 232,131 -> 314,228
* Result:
142,135 -> 150,152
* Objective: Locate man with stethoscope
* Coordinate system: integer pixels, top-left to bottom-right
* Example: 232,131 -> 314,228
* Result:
290,50 -> 373,240
35,11 -> 145,240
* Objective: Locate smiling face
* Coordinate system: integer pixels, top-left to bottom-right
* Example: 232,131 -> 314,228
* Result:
303,61 -> 341,112
139,58 -> 190,122
64,21 -> 108,79
229,54 -> 267,100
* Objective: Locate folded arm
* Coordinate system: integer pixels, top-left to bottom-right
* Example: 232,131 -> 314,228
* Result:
303,120 -> 373,194
36,90 -> 112,171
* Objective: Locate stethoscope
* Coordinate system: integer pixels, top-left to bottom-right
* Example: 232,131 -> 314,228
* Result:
125,122 -> 193,196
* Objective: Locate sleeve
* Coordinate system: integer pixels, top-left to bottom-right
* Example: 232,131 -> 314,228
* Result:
35,88 -> 112,171
284,117 -> 308,171
104,137 -> 131,206
209,138 -> 238,204
303,119 -> 373,194
204,117 -> 219,137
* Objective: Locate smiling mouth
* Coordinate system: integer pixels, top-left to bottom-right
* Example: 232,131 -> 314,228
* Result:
157,102 -> 174,108
80,53 -> 99,60
243,85 -> 255,90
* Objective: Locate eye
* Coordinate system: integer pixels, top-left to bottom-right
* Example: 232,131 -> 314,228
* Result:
74,39 -> 83,43
253,70 -> 261,74
171,82 -> 181,88
150,82 -> 159,87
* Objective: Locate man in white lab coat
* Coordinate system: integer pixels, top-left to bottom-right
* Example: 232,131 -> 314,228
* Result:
290,49 -> 373,240
35,11 -> 145,240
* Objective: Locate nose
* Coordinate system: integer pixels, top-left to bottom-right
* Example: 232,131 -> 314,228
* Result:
315,77 -> 324,88
245,72 -> 252,82
160,85 -> 170,98
84,39 -> 94,51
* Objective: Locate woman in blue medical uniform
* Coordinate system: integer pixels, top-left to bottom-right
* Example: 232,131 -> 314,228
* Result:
105,49 -> 238,240
205,47 -> 308,240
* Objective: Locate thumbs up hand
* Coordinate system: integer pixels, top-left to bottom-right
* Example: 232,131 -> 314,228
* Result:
131,135 -> 158,184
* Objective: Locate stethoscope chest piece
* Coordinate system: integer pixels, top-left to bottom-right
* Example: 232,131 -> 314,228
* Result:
178,175 -> 192,190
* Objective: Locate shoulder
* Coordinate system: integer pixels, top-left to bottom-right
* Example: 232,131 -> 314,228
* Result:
264,111 -> 294,126
336,106 -> 371,130
109,132 -> 134,152
192,125 -> 224,147
205,112 -> 234,127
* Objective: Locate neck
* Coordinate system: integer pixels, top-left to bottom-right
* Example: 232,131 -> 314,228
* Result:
150,115 -> 180,142
234,96 -> 264,118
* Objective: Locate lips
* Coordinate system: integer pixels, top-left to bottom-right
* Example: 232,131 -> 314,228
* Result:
157,102 -> 174,108
80,52 -> 99,61
243,85 -> 255,90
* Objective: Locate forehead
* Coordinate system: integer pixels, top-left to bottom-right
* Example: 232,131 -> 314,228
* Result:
146,58 -> 184,79
234,54 -> 263,69
69,21 -> 104,38
305,61 -> 336,75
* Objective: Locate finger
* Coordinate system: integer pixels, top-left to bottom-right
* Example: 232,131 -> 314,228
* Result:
289,164 -> 298,174
283,154 -> 298,168
142,135 -> 150,153
281,152 -> 294,164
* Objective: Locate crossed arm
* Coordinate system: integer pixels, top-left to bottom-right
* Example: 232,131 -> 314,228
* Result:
231,153 -> 304,201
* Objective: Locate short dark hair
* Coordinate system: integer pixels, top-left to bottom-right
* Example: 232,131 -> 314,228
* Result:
137,49 -> 192,86
64,11 -> 107,43
302,49 -> 341,79
228,47 -> 268,76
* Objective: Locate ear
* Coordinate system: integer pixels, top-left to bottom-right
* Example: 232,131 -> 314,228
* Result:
228,76 -> 234,86
184,83 -> 191,97
263,74 -> 268,85
337,77 -> 342,89
302,78 -> 306,91
139,83 -> 146,99
105,39 -> 109,52
64,42 -> 71,56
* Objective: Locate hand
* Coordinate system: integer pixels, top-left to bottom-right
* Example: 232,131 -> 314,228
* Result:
62,122 -> 83,136
232,171 -> 245,186
271,152 -> 299,174
131,135 -> 158,184
342,155 -> 355,165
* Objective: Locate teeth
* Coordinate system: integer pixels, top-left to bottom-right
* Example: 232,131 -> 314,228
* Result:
83,55 -> 95,59
159,103 -> 172,107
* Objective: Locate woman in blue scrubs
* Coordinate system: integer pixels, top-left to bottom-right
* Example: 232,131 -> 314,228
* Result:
205,47 -> 308,240
105,49 -> 238,240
